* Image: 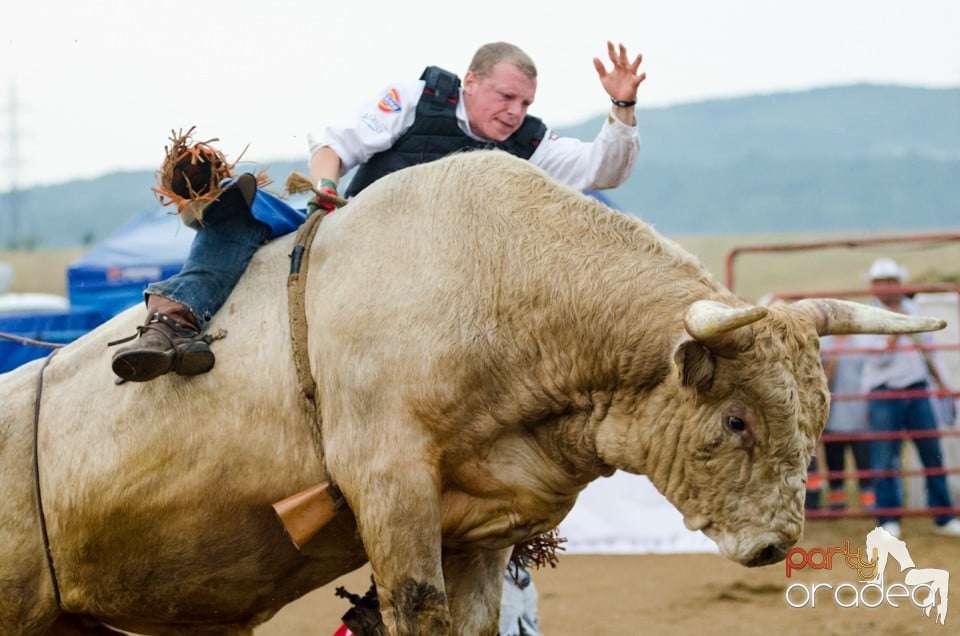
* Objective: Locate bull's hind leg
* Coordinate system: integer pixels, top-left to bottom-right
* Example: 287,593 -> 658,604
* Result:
0,522 -> 61,634
0,534 -> 61,632
0,530 -> 60,636
0,577 -> 58,636
443,547 -> 513,636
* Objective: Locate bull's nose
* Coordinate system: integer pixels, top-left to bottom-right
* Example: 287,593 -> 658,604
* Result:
747,542 -> 789,567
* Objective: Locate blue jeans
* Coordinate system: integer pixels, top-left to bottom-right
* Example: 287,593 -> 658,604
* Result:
869,381 -> 956,525
500,565 -> 541,636
145,190 -> 270,330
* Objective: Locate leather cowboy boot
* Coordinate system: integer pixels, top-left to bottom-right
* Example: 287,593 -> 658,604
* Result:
110,296 -> 215,382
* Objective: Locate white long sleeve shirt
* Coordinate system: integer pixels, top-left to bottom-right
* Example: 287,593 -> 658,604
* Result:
307,78 -> 641,192
859,298 -> 939,392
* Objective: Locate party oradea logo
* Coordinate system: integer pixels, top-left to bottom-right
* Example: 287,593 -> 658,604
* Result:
784,526 -> 949,626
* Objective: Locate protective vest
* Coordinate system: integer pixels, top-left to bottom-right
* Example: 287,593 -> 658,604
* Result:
345,66 -> 547,197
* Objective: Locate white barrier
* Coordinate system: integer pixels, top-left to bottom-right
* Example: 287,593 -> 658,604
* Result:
558,472 -> 718,555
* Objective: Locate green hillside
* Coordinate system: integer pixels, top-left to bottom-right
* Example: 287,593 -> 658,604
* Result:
569,84 -> 960,234
2,83 -> 958,248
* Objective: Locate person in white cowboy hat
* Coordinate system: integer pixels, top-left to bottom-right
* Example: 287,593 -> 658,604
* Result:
859,257 -> 960,538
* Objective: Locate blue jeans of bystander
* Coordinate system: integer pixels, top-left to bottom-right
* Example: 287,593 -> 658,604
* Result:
869,381 -> 956,526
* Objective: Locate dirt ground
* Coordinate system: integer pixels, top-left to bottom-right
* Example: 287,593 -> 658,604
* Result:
255,517 -> 959,635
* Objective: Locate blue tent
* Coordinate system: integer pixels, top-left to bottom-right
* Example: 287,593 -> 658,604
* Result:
0,207 -> 194,373
67,206 -> 195,319
0,308 -> 103,371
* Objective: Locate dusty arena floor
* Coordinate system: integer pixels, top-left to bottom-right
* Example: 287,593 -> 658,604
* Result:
256,517 -> 959,635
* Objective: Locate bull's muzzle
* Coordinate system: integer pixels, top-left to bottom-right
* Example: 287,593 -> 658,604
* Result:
745,541 -> 791,567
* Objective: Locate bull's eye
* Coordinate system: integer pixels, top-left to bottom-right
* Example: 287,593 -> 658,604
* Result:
724,414 -> 754,449
727,416 -> 747,434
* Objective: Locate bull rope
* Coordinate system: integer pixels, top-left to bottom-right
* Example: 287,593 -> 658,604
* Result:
283,171 -> 346,423
287,208 -> 326,439
32,349 -> 63,608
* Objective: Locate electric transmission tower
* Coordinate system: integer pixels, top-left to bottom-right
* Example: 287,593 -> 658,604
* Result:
2,81 -> 23,249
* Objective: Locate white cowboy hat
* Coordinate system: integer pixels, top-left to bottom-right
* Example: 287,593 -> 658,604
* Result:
866,257 -> 907,282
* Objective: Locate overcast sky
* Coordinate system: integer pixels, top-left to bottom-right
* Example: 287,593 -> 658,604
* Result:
2,0 -> 958,189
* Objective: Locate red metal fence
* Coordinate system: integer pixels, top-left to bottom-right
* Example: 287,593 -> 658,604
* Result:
725,233 -> 960,520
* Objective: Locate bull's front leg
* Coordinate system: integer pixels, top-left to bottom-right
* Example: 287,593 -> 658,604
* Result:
443,547 -> 513,636
335,448 -> 450,635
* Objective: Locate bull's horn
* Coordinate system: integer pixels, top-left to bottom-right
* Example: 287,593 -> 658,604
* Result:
684,300 -> 769,355
795,298 -> 947,336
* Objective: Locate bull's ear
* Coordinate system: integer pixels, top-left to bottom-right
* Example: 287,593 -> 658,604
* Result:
673,338 -> 716,392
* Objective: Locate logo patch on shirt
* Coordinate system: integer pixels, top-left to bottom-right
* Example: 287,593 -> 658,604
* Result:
377,88 -> 402,113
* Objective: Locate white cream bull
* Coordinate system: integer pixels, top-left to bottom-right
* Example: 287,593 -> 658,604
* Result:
0,150 -> 944,635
